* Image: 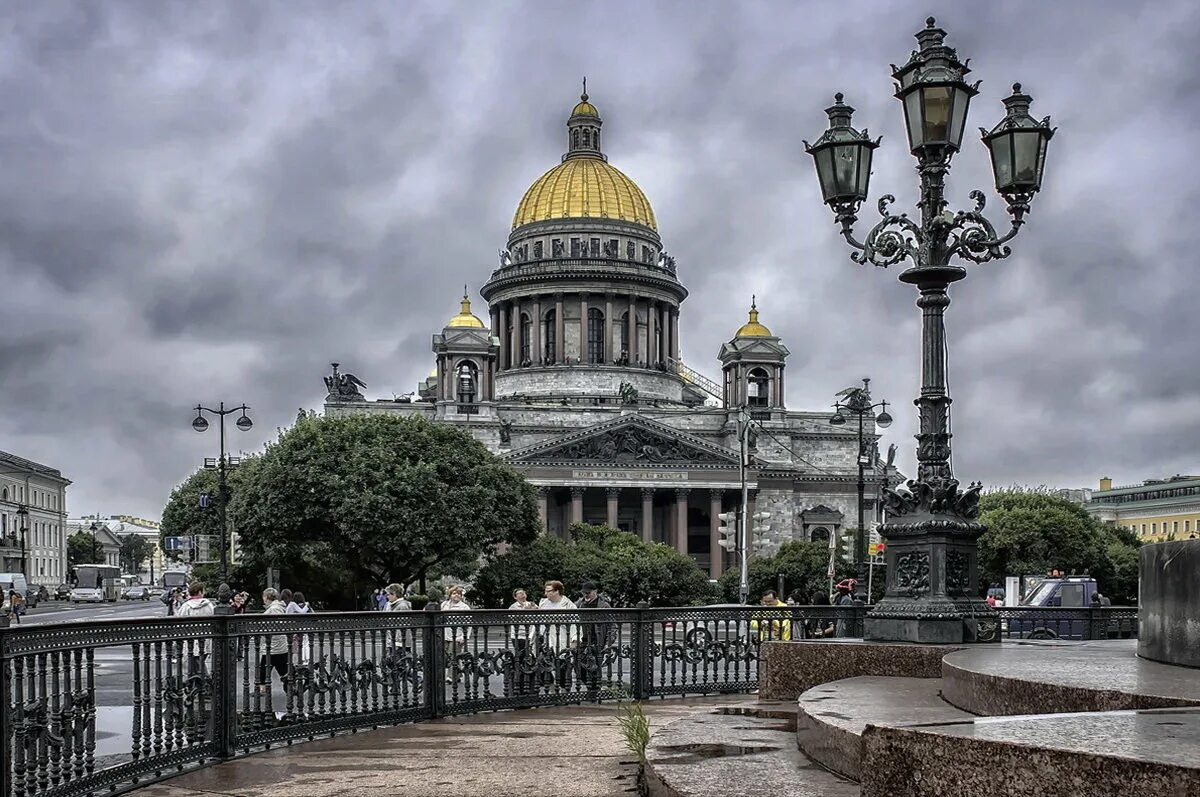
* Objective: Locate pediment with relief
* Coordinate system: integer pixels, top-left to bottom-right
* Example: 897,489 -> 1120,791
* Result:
505,416 -> 740,467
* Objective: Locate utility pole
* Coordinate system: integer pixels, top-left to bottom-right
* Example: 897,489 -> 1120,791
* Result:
737,405 -> 751,605
192,402 -> 253,592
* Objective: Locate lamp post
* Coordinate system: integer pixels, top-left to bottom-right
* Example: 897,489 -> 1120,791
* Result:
805,18 -> 1054,643
89,516 -> 101,564
829,378 -> 892,586
191,402 -> 253,595
15,504 -> 28,580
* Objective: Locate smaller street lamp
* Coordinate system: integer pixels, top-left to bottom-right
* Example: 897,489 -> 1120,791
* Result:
15,504 -> 28,581
192,402 -> 253,594
829,378 -> 891,583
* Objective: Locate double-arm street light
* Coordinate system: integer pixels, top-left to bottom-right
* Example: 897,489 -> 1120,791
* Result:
830,378 -> 891,583
805,18 -> 1054,643
191,402 -> 253,593
15,504 -> 28,580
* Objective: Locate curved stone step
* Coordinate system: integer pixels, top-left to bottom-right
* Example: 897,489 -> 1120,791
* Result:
941,639 -> 1200,716
646,710 -> 859,797
796,676 -> 971,780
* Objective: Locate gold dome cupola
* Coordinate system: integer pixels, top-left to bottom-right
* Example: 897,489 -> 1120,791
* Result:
566,78 -> 604,161
736,296 -> 773,337
446,286 -> 485,328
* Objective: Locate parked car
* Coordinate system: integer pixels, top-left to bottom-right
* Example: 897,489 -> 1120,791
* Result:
123,585 -> 150,601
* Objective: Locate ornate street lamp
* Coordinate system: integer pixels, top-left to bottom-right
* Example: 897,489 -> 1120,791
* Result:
192,402 -> 253,600
805,18 -> 1055,644
15,504 -> 28,581
829,379 -> 891,587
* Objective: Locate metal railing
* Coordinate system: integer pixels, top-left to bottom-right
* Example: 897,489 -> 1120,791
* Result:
994,605 -> 1139,641
0,604 -> 1135,796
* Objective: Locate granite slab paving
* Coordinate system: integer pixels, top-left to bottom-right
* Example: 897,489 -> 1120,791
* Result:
861,707 -> 1200,797
942,639 -> 1200,715
646,710 -> 859,797
760,640 -> 958,700
796,676 -> 972,779
130,700 -> 732,797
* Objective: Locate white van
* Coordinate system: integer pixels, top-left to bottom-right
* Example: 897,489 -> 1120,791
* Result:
0,573 -> 31,606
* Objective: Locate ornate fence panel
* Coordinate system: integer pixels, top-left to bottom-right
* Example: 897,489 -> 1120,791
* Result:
0,603 -> 1138,797
995,606 -> 1139,641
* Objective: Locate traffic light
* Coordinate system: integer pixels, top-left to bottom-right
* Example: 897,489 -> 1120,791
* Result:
751,512 -> 775,556
717,512 -> 738,551
230,532 -> 241,566
837,529 -> 856,563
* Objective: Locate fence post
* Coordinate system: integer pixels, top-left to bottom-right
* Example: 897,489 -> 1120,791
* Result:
422,604 -> 443,719
211,611 -> 237,759
631,602 -> 650,700
1,625 -> 11,797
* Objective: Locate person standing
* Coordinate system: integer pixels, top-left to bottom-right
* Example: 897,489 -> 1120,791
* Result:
538,581 -> 578,691
832,579 -> 856,638
384,584 -> 411,611
375,589 -> 388,611
576,581 -> 614,695
8,589 -> 25,624
507,588 -> 538,696
176,582 -> 214,617
258,588 -> 290,694
752,590 -> 792,641
440,586 -> 472,686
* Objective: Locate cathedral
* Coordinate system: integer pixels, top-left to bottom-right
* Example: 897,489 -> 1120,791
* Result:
325,89 -> 898,577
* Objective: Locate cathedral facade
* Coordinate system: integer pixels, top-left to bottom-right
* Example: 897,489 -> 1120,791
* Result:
325,90 -> 898,578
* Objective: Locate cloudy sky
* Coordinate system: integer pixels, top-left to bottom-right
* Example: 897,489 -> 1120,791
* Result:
1,1 -> 1196,519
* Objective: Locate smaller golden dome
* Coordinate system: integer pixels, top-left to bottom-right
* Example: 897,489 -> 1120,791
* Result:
447,287 -> 485,328
572,96 -> 599,117
736,296 -> 772,337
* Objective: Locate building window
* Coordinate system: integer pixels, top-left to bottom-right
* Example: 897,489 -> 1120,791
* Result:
519,314 -> 532,366
1152,523 -> 1157,535
571,238 -> 581,257
587,308 -> 605,364
456,362 -> 477,407
533,240 -> 543,259
1173,521 -> 1179,535
573,130 -> 580,148
747,368 -> 771,407
543,309 -> 557,363
594,130 -> 600,149
590,238 -> 600,257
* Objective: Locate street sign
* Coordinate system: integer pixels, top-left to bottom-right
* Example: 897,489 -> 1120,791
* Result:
199,493 -> 211,509
164,536 -> 194,551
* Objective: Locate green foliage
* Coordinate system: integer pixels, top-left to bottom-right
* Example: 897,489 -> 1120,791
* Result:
118,534 -> 154,574
226,413 -> 538,609
67,533 -> 100,569
160,464 -> 256,563
473,523 -> 717,608
615,701 -> 650,764
978,490 -> 1141,603
718,540 -> 854,604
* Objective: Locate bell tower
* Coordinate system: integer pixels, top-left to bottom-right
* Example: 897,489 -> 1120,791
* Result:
719,297 -> 790,412
431,287 -> 499,418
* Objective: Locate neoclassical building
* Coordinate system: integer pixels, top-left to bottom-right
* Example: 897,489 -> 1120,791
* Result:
325,90 -> 898,577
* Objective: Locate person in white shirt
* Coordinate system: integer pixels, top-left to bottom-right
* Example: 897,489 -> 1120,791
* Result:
440,586 -> 472,685
384,584 -> 411,611
175,582 -> 214,617
258,588 -> 289,694
507,588 -> 538,695
538,580 -> 578,690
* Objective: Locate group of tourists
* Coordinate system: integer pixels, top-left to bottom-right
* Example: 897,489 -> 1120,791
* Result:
755,578 -> 859,640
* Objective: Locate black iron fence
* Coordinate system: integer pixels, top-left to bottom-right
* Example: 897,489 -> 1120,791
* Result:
0,604 -> 1135,797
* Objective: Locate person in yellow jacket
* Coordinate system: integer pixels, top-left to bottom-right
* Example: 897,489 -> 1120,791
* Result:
750,590 -> 792,641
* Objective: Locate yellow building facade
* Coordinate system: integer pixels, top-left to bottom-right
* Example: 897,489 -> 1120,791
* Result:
1086,475 -> 1200,541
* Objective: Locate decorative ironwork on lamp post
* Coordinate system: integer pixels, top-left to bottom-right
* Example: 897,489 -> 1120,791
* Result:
830,378 -> 892,584
191,402 -> 253,600
805,18 -> 1054,643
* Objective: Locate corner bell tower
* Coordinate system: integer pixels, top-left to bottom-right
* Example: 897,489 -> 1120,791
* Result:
719,298 -> 789,411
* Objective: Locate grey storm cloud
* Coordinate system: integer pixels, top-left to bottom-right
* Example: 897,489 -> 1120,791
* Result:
0,0 -> 1196,518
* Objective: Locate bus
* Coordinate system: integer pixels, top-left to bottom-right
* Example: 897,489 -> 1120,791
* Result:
71,564 -> 122,603
161,571 -> 188,592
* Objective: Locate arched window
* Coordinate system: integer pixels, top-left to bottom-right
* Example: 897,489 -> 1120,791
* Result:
1,487 -> 6,501
519,314 -> 532,366
456,362 -> 478,406
587,308 -> 605,364
582,129 -> 591,147
543,309 -> 557,364
572,130 -> 580,148
810,527 -> 830,545
618,311 -> 630,362
748,368 -> 771,407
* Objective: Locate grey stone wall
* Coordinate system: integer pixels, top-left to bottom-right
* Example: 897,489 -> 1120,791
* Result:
1139,539 -> 1200,667
495,367 -> 683,401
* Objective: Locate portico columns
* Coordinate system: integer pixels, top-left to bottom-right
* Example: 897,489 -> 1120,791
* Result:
498,304 -> 509,370
555,294 -> 565,364
570,487 -> 584,527
537,487 -> 549,533
580,293 -> 589,364
606,487 -> 620,529
675,488 -> 690,556
604,294 -> 614,364
641,488 -> 654,543
509,300 -> 520,367
709,490 -> 724,578
532,295 -> 542,366
670,308 -> 680,361
627,295 -> 637,362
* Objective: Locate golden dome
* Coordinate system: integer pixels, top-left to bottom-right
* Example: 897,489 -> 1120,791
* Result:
736,297 -> 772,337
513,157 -> 657,231
572,99 -> 599,117
447,288 -> 485,328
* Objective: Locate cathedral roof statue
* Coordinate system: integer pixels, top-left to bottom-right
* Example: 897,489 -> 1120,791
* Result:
511,87 -> 657,232
736,296 -> 773,338
446,287 -> 485,328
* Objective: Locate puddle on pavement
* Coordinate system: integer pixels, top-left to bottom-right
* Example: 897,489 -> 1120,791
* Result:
657,742 -> 779,764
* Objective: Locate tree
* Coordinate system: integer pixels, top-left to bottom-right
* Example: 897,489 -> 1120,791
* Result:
473,523 -> 716,608
718,541 -> 855,604
119,534 -> 154,575
67,533 -> 99,569
227,413 -> 538,608
977,489 -> 1141,603
160,462 -> 257,564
